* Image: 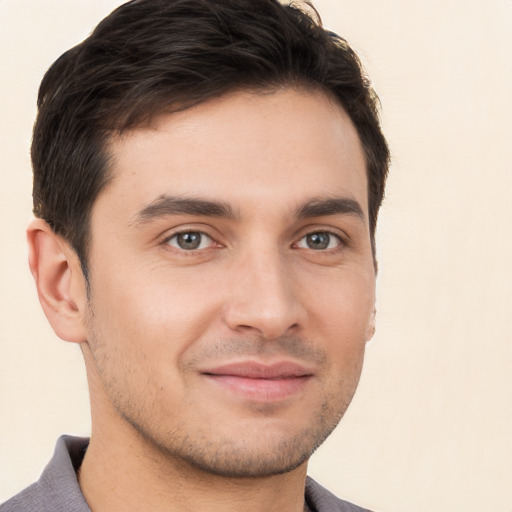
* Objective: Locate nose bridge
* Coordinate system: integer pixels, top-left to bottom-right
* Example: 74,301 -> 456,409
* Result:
223,243 -> 302,339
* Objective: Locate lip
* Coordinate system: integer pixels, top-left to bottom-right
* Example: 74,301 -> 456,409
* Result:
201,361 -> 314,402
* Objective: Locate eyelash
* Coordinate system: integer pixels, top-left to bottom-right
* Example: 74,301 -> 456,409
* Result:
294,230 -> 344,252
162,229 -> 345,253
163,230 -> 219,252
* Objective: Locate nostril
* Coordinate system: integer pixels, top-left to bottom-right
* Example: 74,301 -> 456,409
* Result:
221,271 -> 305,339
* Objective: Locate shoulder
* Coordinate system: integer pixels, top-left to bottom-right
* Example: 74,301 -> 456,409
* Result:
0,483 -> 43,512
0,436 -> 91,512
305,477 -> 373,512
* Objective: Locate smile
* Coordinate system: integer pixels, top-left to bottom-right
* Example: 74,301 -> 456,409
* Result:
201,361 -> 314,402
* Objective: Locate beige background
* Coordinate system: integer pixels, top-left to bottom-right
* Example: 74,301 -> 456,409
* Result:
1,1 -> 511,510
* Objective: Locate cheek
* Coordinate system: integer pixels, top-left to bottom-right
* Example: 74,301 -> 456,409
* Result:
299,267 -> 374,384
303,267 -> 375,339
87,257 -> 224,361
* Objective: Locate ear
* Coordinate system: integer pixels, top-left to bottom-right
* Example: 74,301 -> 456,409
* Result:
365,305 -> 376,342
27,219 -> 88,343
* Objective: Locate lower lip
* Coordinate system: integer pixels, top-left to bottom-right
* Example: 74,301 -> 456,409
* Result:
203,374 -> 312,402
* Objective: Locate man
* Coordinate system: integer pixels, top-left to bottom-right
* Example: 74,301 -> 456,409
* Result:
1,0 -> 389,511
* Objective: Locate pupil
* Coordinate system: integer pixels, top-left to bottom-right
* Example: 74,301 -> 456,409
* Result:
178,232 -> 201,250
307,233 -> 329,250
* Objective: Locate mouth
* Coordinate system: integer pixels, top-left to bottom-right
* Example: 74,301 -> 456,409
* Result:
201,361 -> 314,402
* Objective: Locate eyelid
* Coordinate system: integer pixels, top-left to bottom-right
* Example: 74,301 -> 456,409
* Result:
168,232 -> 211,250
295,224 -> 347,239
161,226 -> 223,251
293,228 -> 347,251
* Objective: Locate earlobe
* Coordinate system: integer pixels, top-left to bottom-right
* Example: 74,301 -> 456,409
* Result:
365,306 -> 376,342
27,219 -> 88,344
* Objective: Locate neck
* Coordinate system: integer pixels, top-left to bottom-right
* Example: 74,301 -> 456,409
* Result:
78,424 -> 309,512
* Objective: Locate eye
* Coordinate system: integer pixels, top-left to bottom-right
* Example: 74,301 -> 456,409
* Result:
295,232 -> 342,251
166,231 -> 215,251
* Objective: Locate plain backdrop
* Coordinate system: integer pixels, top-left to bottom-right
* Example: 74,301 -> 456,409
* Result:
0,1 -> 511,511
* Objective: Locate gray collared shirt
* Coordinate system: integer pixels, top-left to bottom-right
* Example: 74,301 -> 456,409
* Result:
1,436 -> 372,512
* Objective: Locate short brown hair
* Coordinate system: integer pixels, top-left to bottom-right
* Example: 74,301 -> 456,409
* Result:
32,0 -> 390,276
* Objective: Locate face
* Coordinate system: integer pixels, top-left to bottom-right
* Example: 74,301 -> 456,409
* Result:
83,88 -> 376,478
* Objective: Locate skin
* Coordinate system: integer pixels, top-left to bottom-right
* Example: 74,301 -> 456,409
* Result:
28,87 -> 376,512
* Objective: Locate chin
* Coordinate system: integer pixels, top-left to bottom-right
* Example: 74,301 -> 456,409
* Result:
131,407 -> 344,479
162,436 -> 315,478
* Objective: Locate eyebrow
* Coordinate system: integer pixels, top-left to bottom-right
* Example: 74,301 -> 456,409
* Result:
294,197 -> 365,221
133,194 -> 364,227
133,195 -> 238,225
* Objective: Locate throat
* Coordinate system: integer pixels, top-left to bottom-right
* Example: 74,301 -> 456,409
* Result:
77,431 -> 310,512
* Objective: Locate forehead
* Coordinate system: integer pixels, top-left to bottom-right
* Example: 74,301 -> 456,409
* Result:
98,87 -> 368,222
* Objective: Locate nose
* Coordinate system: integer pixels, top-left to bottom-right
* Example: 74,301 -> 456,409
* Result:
222,249 -> 305,340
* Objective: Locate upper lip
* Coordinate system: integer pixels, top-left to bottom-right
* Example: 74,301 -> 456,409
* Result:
201,361 -> 314,379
